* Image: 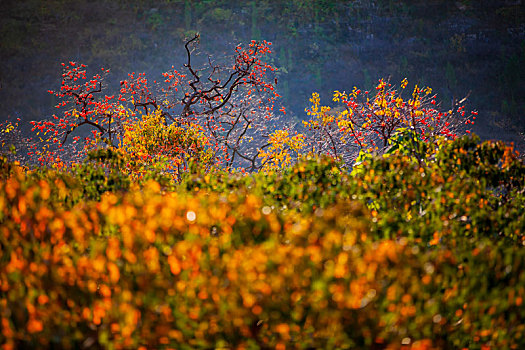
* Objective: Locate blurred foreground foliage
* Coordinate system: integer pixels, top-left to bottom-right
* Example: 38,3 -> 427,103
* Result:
1,134 -> 525,349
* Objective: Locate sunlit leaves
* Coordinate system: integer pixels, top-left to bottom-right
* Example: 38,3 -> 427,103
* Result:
302,79 -> 476,166
258,129 -> 305,171
119,109 -> 214,182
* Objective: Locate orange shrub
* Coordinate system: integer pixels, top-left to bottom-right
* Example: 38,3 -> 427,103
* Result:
1,153 -> 524,348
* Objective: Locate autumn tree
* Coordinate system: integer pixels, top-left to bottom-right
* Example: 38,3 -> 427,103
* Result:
120,109 -> 214,182
32,34 -> 288,174
302,79 -> 476,166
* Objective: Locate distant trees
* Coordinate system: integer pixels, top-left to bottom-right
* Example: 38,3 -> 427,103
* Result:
12,35 -> 476,177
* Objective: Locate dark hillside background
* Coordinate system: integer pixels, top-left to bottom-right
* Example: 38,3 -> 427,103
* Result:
1,0 -> 523,152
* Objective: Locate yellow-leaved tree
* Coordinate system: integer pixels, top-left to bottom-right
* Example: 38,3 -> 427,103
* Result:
258,129 -> 305,172
302,79 -> 476,166
119,109 -> 215,182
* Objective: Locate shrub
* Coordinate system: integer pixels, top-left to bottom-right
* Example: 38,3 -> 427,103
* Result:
350,134 -> 525,244
2,135 -> 524,349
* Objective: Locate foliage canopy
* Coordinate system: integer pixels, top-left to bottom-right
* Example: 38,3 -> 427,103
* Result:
0,36 -> 523,350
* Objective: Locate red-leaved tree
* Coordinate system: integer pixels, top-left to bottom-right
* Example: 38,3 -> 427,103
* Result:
31,34 -> 288,172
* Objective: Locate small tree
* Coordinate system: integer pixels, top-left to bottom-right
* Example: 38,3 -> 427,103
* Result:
302,79 -> 476,166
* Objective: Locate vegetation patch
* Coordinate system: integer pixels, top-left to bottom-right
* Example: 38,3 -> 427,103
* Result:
1,36 -> 524,349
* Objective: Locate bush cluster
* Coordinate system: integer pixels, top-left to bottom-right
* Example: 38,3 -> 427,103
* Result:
1,134 -> 524,349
